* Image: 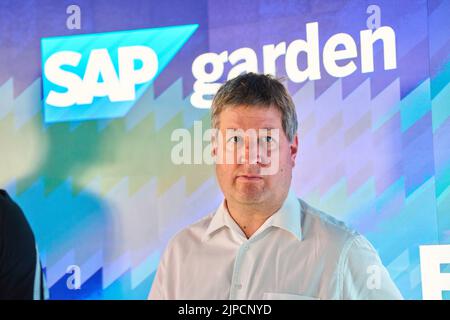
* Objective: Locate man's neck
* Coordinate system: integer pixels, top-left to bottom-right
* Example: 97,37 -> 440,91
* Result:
225,199 -> 283,239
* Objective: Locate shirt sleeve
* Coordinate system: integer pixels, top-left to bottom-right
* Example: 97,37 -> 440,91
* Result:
148,259 -> 165,299
340,235 -> 403,300
148,242 -> 171,300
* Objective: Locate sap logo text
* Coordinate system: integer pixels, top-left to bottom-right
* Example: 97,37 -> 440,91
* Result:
44,46 -> 158,107
191,22 -> 397,108
41,25 -> 198,123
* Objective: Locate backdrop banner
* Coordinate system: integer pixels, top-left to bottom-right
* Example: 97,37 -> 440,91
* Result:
0,0 -> 448,299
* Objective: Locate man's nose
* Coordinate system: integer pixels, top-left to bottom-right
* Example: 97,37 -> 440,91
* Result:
239,137 -> 260,165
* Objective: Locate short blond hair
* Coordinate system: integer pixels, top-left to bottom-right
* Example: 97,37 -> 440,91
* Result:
211,73 -> 298,141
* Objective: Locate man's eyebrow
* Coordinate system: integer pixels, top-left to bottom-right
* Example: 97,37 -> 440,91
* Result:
257,127 -> 276,132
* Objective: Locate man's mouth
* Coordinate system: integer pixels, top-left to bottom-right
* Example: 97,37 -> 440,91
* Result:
236,174 -> 263,181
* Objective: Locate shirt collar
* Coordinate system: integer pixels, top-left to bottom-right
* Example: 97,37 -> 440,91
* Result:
202,201 -> 228,241
270,189 -> 303,241
202,189 -> 303,242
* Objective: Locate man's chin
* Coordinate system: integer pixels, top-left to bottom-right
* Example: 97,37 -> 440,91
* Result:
234,189 -> 266,204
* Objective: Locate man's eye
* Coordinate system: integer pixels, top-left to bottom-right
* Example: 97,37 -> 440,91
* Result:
261,136 -> 273,143
228,136 -> 242,143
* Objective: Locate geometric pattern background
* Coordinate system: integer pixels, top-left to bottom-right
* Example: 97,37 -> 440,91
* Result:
0,0 -> 448,299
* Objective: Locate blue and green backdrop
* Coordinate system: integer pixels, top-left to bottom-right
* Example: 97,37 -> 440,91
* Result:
0,0 -> 448,299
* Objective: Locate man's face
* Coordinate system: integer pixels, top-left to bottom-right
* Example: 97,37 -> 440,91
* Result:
213,105 -> 298,207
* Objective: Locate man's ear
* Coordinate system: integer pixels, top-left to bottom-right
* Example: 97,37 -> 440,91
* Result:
211,129 -> 218,158
290,134 -> 299,165
211,134 -> 217,157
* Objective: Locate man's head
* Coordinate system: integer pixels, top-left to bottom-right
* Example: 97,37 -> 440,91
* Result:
211,73 -> 299,210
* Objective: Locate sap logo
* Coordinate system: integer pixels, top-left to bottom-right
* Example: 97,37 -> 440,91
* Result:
44,46 -> 158,107
41,25 -> 198,123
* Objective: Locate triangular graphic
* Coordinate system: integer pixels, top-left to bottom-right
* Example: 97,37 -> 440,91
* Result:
42,24 -> 199,123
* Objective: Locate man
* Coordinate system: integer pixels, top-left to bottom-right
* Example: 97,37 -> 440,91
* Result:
149,73 -> 402,300
0,189 -> 47,299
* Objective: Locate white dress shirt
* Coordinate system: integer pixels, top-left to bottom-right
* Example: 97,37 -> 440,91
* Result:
149,190 -> 403,300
